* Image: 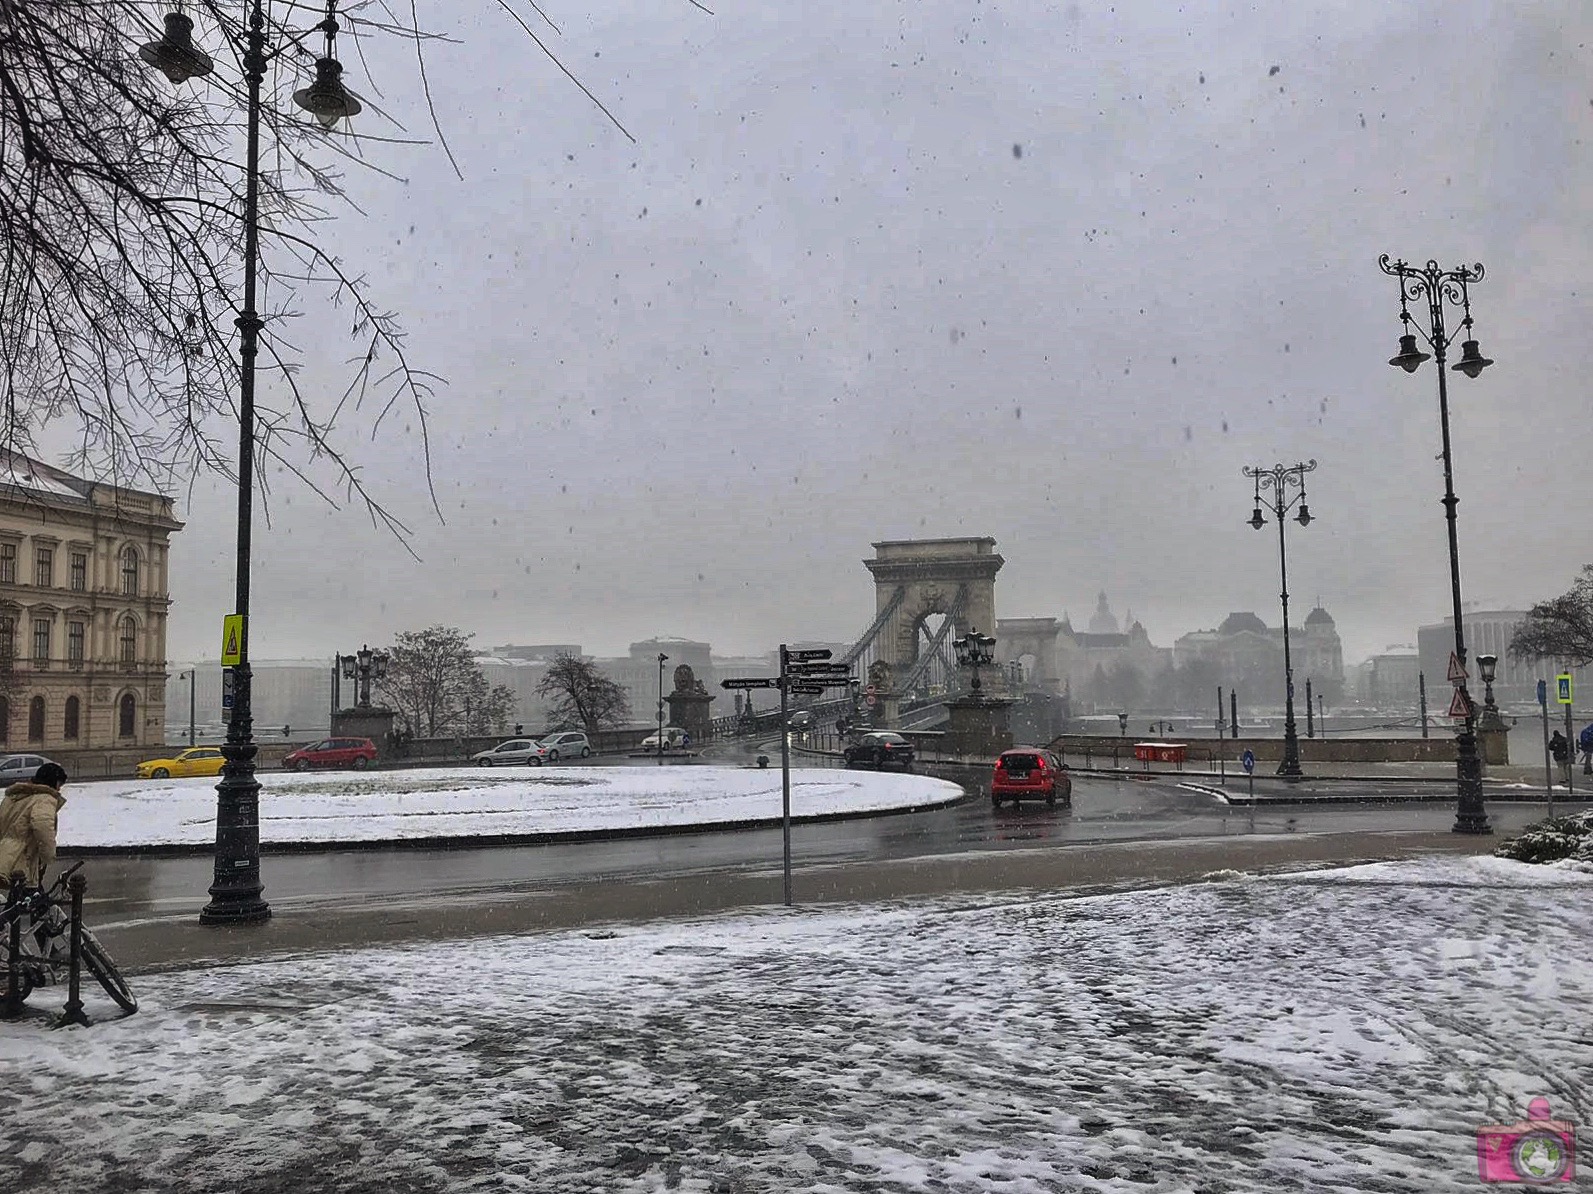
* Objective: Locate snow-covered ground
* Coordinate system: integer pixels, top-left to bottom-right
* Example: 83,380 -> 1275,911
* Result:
2,855 -> 1589,1193
56,766 -> 964,849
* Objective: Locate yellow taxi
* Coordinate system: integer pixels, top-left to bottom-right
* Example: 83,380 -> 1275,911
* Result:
136,747 -> 226,779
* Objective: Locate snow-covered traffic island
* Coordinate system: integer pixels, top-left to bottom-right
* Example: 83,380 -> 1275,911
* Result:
57,765 -> 965,851
1,855 -> 1588,1192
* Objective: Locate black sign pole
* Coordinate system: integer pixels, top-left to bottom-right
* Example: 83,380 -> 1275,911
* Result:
780,644 -> 792,907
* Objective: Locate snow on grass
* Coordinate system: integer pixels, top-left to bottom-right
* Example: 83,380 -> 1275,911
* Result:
57,766 -> 964,849
2,856 -> 1590,1192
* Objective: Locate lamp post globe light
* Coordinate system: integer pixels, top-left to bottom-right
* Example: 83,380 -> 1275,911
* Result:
952,627 -> 996,695
1379,255 -> 1494,835
1242,459 -> 1317,780
140,1 -> 364,924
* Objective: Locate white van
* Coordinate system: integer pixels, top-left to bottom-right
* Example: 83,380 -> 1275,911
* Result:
640,726 -> 689,750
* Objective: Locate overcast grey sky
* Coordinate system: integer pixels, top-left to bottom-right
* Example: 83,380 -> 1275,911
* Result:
160,0 -> 1593,666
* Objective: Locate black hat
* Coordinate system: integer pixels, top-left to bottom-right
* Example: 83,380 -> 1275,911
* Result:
33,762 -> 68,789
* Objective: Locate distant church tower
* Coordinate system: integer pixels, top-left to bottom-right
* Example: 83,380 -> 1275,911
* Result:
1088,591 -> 1121,636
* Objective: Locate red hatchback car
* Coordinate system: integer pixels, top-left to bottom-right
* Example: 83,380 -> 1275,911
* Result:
991,748 -> 1071,809
283,737 -> 378,771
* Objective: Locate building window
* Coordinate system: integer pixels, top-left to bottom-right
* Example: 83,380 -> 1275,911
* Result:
0,616 -> 12,660
34,547 -> 53,588
118,693 -> 136,738
118,616 -> 137,664
64,695 -> 80,740
67,621 -> 84,663
0,696 -> 8,742
28,696 -> 44,742
0,543 -> 14,584
31,619 -> 49,664
70,552 -> 86,593
120,546 -> 140,597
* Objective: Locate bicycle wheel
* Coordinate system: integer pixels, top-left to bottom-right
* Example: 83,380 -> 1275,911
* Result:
78,930 -> 137,1013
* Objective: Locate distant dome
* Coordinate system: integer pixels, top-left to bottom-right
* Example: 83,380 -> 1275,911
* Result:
1088,591 -> 1120,636
1218,611 -> 1268,636
1304,606 -> 1335,628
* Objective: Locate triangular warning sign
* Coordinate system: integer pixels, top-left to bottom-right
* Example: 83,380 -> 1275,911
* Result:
1447,688 -> 1473,719
1447,652 -> 1468,684
225,627 -> 239,657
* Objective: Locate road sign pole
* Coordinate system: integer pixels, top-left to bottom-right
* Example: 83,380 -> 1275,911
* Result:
1248,769 -> 1255,833
1565,702 -> 1574,803
1540,680 -> 1553,817
1216,686 -> 1226,789
780,644 -> 792,908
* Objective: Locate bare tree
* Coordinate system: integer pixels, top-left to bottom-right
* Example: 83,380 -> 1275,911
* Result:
1511,566 -> 1593,667
378,624 -> 507,738
536,652 -> 628,733
0,1 -> 651,520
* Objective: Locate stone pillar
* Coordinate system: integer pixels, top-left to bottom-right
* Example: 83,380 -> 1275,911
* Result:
945,695 -> 1013,758
332,707 -> 396,757
1477,723 -> 1510,766
667,689 -> 714,745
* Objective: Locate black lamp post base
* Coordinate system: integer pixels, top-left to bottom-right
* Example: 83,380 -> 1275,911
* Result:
1275,759 -> 1303,780
1450,728 -> 1491,835
199,895 -> 272,925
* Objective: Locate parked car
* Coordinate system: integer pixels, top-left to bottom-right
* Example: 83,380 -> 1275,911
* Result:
538,731 -> 591,762
640,726 -> 689,750
843,731 -> 915,771
283,737 -> 378,772
136,747 -> 226,780
788,711 -> 816,734
991,748 -> 1071,808
0,753 -> 58,786
471,738 -> 544,766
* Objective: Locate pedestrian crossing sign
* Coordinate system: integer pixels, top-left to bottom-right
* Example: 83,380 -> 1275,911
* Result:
221,614 -> 244,666
1557,673 -> 1574,705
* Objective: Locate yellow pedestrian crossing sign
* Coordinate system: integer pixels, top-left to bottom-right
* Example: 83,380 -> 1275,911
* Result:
221,614 -> 245,666
1557,673 -> 1573,705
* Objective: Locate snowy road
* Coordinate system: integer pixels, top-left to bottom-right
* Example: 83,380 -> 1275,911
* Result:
2,855 -> 1588,1193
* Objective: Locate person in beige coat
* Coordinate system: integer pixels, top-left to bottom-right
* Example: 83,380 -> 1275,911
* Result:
0,762 -> 68,890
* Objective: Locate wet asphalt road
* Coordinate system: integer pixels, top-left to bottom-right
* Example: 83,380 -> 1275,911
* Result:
69,753 -> 1559,935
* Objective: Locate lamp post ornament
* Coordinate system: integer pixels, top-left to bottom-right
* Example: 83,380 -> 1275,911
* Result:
1242,459 -> 1317,779
1380,254 -> 1494,834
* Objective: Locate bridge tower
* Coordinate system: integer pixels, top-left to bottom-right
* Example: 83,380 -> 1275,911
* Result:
862,538 -> 1003,726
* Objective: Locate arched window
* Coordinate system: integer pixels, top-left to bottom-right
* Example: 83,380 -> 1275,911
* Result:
64,695 -> 80,740
118,692 -> 136,738
28,696 -> 44,742
120,545 -> 140,597
119,616 -> 138,664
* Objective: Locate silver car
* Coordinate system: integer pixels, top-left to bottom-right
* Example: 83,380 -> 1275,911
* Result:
470,739 -> 544,767
538,731 -> 591,762
0,753 -> 57,786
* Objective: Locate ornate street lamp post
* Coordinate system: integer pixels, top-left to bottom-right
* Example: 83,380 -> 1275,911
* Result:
1243,459 -> 1317,779
141,1 -> 363,923
656,653 -> 669,764
1476,653 -> 1507,734
340,645 -> 389,709
952,627 -> 996,695
1379,255 -> 1494,834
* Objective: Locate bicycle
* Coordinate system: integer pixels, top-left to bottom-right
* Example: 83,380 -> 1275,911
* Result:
1,861 -> 138,1015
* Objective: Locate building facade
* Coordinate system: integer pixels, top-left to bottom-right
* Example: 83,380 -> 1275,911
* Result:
1416,611 -> 1592,710
0,453 -> 180,750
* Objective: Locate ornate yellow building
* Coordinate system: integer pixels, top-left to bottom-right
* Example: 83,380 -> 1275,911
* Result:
0,452 -> 180,751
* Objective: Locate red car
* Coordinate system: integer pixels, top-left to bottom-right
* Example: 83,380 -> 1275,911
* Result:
283,737 -> 378,771
991,748 -> 1071,809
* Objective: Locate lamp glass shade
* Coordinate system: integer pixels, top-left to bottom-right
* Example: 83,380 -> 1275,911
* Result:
1388,333 -> 1431,373
1477,654 -> 1498,684
1450,339 -> 1493,378
1249,508 -> 1266,530
1296,503 -> 1312,526
292,58 -> 363,128
139,12 -> 215,84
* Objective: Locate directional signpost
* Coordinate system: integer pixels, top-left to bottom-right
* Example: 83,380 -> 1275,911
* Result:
722,647 -> 855,907
1538,678 -> 1554,815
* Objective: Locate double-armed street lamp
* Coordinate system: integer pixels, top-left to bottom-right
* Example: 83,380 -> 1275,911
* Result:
1379,255 -> 1495,834
952,627 -> 996,695
139,1 -> 364,924
1243,459 -> 1317,779
340,645 -> 390,709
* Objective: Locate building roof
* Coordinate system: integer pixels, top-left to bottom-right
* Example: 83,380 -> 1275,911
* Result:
1304,606 -> 1336,628
1217,611 -> 1269,636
